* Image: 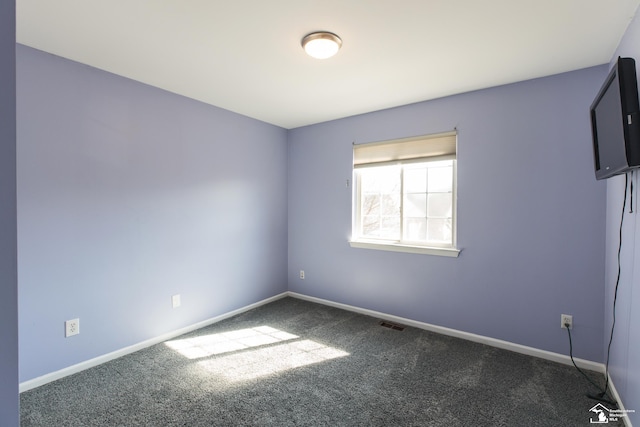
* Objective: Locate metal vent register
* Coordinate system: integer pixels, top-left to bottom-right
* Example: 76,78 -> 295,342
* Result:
379,321 -> 405,331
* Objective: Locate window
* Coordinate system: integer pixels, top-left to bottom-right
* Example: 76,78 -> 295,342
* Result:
350,131 -> 459,257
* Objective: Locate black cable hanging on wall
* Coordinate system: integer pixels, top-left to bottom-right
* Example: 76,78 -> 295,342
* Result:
566,172 -> 631,407
599,172 -> 630,402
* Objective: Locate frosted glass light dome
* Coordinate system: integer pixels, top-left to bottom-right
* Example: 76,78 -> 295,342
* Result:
302,32 -> 342,59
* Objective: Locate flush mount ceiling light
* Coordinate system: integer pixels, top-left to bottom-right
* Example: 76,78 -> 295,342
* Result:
301,32 -> 342,59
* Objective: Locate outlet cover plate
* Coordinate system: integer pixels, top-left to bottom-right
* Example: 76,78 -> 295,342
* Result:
561,314 -> 573,329
65,318 -> 80,337
172,294 -> 181,308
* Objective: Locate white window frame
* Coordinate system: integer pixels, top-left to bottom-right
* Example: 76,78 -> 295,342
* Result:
349,131 -> 460,257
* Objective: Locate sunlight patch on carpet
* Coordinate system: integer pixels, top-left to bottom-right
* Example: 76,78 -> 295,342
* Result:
165,326 -> 299,359
198,339 -> 350,382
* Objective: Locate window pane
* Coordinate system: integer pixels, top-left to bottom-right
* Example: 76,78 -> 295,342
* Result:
380,216 -> 400,239
427,193 -> 452,218
404,193 -> 427,217
403,167 -> 427,193
361,167 -> 400,193
427,165 -> 453,193
427,219 -> 452,243
360,170 -> 380,192
358,166 -> 400,241
362,216 -> 400,239
362,215 -> 381,237
362,194 -> 380,216
381,194 -> 400,216
403,217 -> 427,241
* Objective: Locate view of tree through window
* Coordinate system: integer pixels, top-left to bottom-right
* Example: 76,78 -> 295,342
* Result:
360,165 -> 400,239
356,160 -> 454,246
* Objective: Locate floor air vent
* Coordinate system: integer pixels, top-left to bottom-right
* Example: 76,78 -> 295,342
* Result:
379,321 -> 405,331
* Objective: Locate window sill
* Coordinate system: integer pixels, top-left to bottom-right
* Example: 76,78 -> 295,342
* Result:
348,240 -> 460,257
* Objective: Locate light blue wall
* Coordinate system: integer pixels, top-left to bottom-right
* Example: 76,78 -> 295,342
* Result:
0,1 -> 18,425
605,13 -> 640,425
288,66 -> 608,362
17,45 -> 288,382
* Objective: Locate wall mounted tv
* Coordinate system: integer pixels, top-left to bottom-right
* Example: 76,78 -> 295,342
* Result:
590,57 -> 640,180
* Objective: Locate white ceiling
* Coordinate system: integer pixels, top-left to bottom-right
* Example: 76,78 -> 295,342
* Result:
16,0 -> 640,129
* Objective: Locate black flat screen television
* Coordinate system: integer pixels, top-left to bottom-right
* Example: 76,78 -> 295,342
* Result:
590,57 -> 640,180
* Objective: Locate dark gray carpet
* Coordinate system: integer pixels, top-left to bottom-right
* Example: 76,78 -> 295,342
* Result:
20,297 -> 621,426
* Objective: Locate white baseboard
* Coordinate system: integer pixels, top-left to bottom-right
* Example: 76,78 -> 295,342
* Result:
19,292 -> 289,393
21,289 -> 629,423
606,373 -> 634,427
287,292 -> 604,372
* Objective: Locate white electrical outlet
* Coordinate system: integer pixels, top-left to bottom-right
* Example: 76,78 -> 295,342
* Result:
300,270 -> 305,280
172,294 -> 181,308
65,318 -> 80,337
561,314 -> 573,329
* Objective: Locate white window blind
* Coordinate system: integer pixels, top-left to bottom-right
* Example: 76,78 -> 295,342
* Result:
353,131 -> 456,168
